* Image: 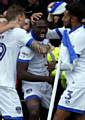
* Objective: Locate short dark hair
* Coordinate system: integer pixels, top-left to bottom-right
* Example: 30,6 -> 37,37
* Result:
66,2 -> 85,22
6,4 -> 25,21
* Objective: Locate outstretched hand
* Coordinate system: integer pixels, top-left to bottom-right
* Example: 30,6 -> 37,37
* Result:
31,40 -> 51,54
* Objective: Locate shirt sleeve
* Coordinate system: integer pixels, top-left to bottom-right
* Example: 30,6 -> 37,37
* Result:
14,28 -> 34,47
46,27 -> 66,40
17,46 -> 34,62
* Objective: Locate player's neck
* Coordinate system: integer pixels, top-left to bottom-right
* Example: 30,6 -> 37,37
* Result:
70,23 -> 82,33
71,21 -> 81,29
8,20 -> 17,25
8,20 -> 20,28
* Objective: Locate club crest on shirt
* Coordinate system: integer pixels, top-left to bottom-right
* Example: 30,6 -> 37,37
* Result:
16,106 -> 21,114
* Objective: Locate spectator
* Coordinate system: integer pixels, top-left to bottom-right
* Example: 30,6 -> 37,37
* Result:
0,0 -> 15,14
15,0 -> 49,18
79,0 -> 85,5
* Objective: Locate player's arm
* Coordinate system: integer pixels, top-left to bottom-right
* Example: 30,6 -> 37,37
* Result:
30,40 -> 51,54
17,61 -> 53,83
46,27 -> 65,40
0,21 -> 19,33
60,62 -> 75,71
18,29 -> 51,54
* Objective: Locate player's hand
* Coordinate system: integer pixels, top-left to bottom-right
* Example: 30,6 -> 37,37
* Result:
39,44 -> 50,54
3,10 -> 8,17
31,12 -> 43,24
48,2 -> 55,8
47,13 -> 54,22
31,41 -> 51,54
46,61 -> 56,72
44,76 -> 54,84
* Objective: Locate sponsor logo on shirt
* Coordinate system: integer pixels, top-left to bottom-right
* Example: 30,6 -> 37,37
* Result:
26,88 -> 32,94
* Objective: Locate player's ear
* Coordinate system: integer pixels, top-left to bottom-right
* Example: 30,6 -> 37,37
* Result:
17,14 -> 25,22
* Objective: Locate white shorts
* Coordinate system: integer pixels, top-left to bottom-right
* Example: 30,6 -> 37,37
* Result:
57,85 -> 85,114
22,82 -> 52,109
0,86 -> 23,119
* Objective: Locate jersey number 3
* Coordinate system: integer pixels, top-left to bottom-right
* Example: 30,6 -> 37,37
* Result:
0,43 -> 6,60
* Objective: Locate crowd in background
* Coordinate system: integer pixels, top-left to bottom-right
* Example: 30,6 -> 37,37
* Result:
0,0 -> 85,16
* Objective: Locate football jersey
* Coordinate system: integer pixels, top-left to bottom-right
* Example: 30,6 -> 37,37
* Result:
0,28 -> 34,88
64,26 -> 85,87
47,26 -> 85,88
18,37 -> 49,84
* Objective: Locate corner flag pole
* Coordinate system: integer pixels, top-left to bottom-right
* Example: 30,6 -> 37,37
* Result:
47,57 -> 61,120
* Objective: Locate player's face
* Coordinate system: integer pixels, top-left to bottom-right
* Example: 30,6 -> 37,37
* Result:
33,20 -> 48,40
62,10 -> 71,27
